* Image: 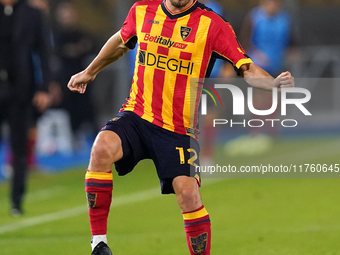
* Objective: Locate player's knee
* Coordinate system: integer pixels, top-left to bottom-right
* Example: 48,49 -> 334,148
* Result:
180,187 -> 200,204
173,176 -> 201,207
177,187 -> 201,212
91,142 -> 113,165
90,135 -> 122,168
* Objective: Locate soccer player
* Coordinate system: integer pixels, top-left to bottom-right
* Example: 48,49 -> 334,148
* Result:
67,0 -> 295,254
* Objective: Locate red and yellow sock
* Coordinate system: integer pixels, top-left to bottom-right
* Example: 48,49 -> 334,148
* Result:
183,205 -> 211,255
85,170 -> 113,235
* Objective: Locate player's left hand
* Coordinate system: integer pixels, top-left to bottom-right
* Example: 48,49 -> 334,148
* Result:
273,71 -> 295,91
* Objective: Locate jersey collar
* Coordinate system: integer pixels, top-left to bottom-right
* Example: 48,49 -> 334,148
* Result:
161,0 -> 198,20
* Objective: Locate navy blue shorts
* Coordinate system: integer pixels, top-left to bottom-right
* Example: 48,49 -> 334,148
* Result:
100,111 -> 200,194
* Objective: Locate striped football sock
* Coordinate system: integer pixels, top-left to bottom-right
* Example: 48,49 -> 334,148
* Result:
85,170 -> 113,236
183,205 -> 211,255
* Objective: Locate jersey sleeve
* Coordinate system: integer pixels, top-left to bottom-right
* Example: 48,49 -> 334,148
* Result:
120,3 -> 138,49
212,19 -> 253,71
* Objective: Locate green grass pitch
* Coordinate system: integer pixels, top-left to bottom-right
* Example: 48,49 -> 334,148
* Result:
1,136 -> 340,255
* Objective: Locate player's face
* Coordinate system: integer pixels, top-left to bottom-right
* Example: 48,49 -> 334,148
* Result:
168,0 -> 193,9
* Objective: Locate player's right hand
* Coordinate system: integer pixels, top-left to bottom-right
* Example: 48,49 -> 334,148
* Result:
67,70 -> 96,94
273,71 -> 295,90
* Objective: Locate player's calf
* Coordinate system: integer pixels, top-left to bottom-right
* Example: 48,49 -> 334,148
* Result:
173,176 -> 211,255
183,205 -> 211,255
85,170 -> 113,249
85,130 -> 123,252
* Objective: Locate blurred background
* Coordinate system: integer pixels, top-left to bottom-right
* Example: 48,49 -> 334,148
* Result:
0,0 -> 339,179
1,0 -> 340,254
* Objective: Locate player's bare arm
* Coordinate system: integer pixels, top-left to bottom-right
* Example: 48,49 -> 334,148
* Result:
240,62 -> 295,91
67,31 -> 129,94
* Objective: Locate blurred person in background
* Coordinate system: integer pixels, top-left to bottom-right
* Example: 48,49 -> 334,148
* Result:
0,0 -> 51,215
198,0 -> 225,166
29,0 -> 49,14
200,0 -> 224,78
52,1 -> 96,150
240,0 -> 291,77
224,0 -> 291,155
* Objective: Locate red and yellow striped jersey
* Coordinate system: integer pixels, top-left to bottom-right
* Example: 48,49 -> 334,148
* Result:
120,0 -> 252,137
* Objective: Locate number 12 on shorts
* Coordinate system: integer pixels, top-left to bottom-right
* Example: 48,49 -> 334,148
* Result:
176,147 -> 198,167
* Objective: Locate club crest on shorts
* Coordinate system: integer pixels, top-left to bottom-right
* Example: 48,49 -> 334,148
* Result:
86,192 -> 97,209
180,26 -> 192,40
190,232 -> 208,254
